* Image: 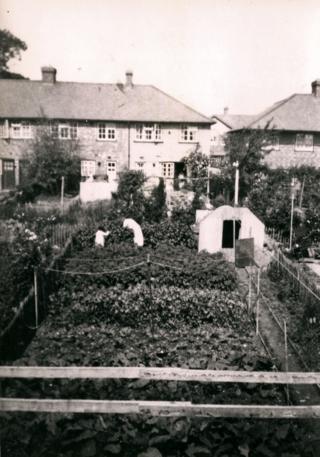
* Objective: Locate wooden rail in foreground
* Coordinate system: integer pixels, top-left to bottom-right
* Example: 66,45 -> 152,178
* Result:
1,366 -> 320,384
2,366 -> 320,418
1,399 -> 320,418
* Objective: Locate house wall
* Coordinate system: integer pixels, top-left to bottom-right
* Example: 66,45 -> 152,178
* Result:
77,122 -> 129,175
0,121 -> 211,190
129,124 -> 211,177
264,132 -> 320,168
210,120 -> 229,156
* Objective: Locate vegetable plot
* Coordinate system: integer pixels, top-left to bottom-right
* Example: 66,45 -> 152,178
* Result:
1,243 -> 317,456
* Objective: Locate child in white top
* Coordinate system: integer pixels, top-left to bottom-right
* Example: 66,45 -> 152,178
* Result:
95,226 -> 110,247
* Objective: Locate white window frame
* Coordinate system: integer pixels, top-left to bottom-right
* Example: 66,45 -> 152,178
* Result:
51,122 -> 78,140
161,162 -> 174,178
180,125 -> 198,143
81,160 -> 96,177
10,121 -> 32,139
135,123 -> 162,142
295,133 -> 313,152
97,123 -> 117,141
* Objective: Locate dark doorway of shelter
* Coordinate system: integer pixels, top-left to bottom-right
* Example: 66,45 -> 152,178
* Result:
222,219 -> 241,248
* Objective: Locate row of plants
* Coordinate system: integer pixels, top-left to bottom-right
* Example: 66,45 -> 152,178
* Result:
56,244 -> 237,292
49,285 -> 245,328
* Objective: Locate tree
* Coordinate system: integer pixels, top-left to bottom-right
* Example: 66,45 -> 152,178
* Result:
21,124 -> 80,198
182,145 -> 209,196
112,169 -> 147,222
145,178 -> 167,222
222,124 -> 275,201
0,29 -> 27,79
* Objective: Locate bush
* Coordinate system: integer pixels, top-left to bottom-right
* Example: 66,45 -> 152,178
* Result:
73,219 -> 198,251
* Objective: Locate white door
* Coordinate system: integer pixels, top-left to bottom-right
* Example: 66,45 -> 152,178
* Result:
106,161 -> 117,181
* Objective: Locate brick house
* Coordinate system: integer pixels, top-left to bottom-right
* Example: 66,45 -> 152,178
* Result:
0,67 -> 212,192
244,80 -> 320,168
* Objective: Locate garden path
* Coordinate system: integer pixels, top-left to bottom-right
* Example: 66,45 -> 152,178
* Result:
237,263 -> 320,451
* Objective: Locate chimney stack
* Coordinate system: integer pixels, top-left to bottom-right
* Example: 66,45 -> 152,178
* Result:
312,79 -> 320,97
41,66 -> 57,83
224,106 -> 229,115
125,70 -> 133,88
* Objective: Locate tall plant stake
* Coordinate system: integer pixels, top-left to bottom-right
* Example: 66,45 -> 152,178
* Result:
147,254 -> 155,336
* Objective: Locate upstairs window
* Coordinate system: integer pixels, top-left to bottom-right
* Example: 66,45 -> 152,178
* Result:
295,133 -> 313,151
181,125 -> 198,142
262,134 -> 280,151
10,122 -> 32,139
51,122 -> 78,139
211,134 -> 225,146
135,123 -> 162,141
97,123 -> 116,141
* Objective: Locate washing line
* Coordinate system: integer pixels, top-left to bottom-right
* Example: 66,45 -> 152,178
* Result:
44,261 -> 147,276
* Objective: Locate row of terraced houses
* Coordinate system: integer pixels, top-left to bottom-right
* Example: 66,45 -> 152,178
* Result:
1,66 -> 320,193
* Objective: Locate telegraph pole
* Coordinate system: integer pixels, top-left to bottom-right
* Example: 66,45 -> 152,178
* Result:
233,161 -> 239,206
233,161 -> 239,261
289,178 -> 295,251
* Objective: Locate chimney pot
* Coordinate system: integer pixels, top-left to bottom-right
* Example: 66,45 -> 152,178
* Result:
223,106 -> 229,115
311,79 -> 320,97
125,70 -> 133,88
41,66 -> 57,83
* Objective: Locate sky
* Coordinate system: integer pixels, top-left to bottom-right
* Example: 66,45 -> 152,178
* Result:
1,0 -> 320,117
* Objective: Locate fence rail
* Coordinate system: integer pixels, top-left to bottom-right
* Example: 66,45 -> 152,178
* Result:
1,366 -> 320,418
2,398 -> 320,418
2,366 -> 320,384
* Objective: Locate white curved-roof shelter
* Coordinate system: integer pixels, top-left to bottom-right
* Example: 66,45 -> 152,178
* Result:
197,205 -> 265,258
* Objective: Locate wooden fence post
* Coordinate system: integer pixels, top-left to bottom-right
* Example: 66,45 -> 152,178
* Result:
284,320 -> 290,404
34,268 -> 39,328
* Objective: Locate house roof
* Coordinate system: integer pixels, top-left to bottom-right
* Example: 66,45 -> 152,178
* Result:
0,78 -> 212,124
248,93 -> 320,132
211,114 -> 256,129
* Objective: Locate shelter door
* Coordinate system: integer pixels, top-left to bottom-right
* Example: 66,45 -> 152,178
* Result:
222,219 -> 241,248
2,159 -> 15,189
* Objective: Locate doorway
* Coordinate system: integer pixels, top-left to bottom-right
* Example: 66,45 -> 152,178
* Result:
222,219 -> 241,248
2,159 -> 15,189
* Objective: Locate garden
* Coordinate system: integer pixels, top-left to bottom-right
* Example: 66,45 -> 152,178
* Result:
1,170 -> 320,456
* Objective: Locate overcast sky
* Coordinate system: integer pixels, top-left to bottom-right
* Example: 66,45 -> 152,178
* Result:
1,0 -> 320,117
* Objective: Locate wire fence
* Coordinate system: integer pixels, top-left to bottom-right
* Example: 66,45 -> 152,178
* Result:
47,223 -> 77,249
239,242 -> 320,379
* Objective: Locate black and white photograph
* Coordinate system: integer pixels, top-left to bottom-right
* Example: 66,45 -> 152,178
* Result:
1,0 -> 320,455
